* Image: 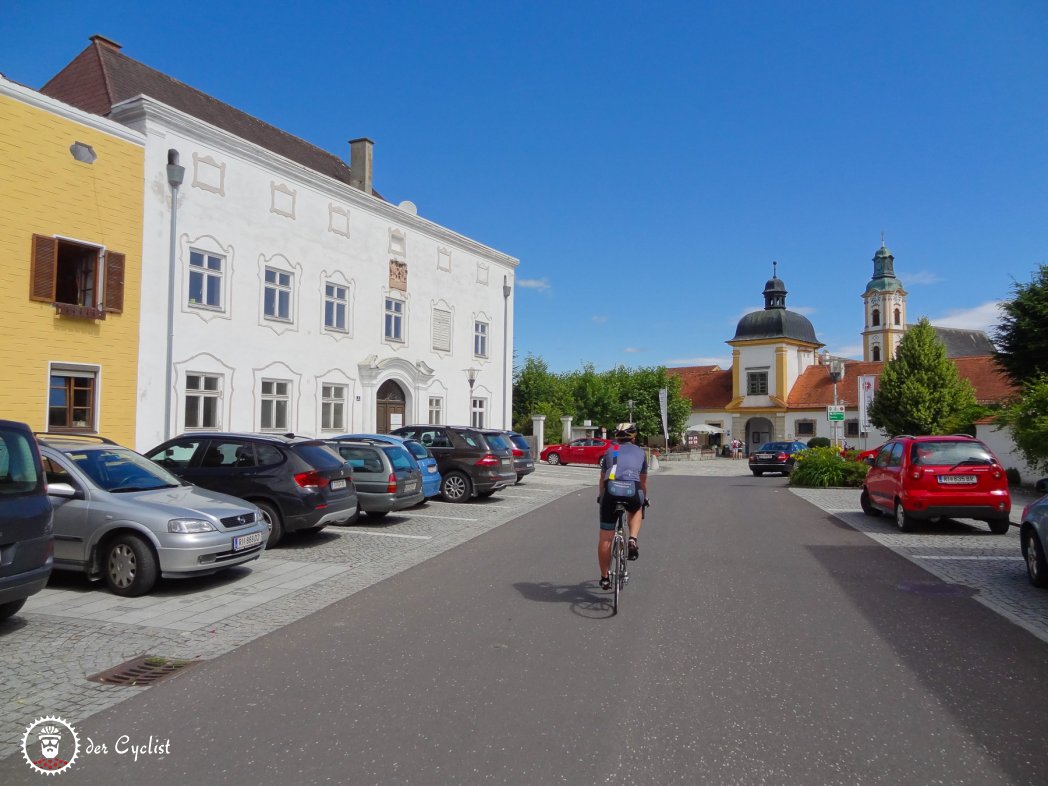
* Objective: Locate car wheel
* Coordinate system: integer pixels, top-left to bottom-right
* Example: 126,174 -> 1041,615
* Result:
751,470 -> 763,477
547,453 -> 561,465
365,510 -> 389,519
441,472 -> 472,502
256,501 -> 284,548
894,500 -> 917,533
987,519 -> 1010,535
860,489 -> 881,517
1023,530 -> 1048,588
0,599 -> 27,621
103,534 -> 158,597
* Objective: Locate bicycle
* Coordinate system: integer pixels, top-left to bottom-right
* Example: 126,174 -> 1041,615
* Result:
609,500 -> 630,614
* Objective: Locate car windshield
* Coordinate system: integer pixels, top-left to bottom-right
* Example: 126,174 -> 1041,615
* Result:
758,443 -> 795,452
485,433 -> 510,451
509,434 -> 530,451
68,447 -> 181,492
292,443 -> 346,470
402,440 -> 430,460
383,446 -> 416,471
0,428 -> 43,497
910,441 -> 995,466
334,446 -> 384,472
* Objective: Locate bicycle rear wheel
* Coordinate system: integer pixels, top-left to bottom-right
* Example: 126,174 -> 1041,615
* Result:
611,537 -> 622,614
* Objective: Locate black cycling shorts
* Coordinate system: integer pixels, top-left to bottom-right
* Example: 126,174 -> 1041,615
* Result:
599,484 -> 644,530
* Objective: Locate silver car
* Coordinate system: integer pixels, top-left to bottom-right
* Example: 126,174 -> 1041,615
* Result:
39,435 -> 268,597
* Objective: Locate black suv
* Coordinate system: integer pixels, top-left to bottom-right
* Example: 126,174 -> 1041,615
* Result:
391,426 -> 516,502
0,420 -> 53,621
146,433 -> 358,547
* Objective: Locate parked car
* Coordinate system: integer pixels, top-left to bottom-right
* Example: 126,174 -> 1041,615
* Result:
540,437 -> 616,466
853,444 -> 886,464
504,431 -> 535,482
335,433 -> 441,499
860,435 -> 1011,533
748,441 -> 809,476
326,439 -> 424,517
391,425 -> 516,502
145,432 -> 358,547
37,434 -> 267,597
1020,477 -> 1048,588
0,420 -> 53,621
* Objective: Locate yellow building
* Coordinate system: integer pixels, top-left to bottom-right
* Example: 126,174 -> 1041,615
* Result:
0,76 -> 144,444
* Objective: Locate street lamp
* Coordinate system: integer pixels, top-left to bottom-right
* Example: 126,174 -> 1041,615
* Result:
163,149 -> 185,441
466,367 -> 479,426
502,276 -> 511,429
829,359 -> 844,450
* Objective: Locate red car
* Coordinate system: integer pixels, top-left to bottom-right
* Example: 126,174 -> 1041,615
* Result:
860,435 -> 1011,533
853,444 -> 885,463
540,438 -> 615,466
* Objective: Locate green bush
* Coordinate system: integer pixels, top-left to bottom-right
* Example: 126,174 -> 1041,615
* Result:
807,437 -> 831,448
789,446 -> 869,488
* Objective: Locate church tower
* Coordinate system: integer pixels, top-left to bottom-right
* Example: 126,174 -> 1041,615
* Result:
862,240 -> 908,361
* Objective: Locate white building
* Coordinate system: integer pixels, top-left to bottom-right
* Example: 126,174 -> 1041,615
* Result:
42,36 -> 518,450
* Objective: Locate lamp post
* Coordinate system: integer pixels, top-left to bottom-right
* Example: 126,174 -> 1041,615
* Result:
163,150 -> 185,441
466,367 -> 479,427
829,359 -> 844,450
502,275 -> 511,429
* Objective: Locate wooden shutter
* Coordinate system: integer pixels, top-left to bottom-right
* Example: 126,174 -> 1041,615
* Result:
103,250 -> 125,313
30,235 -> 57,302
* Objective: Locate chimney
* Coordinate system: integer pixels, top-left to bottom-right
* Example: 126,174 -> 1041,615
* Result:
349,138 -> 374,195
90,34 -> 122,51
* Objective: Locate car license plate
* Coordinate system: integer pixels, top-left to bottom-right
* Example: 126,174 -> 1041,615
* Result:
233,532 -> 263,551
501,458 -> 511,467
406,481 -> 418,492
331,478 -> 347,490
938,475 -> 977,485
427,465 -> 437,473
757,453 -> 772,460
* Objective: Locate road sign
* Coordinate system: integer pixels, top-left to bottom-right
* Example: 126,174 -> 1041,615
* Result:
827,405 -> 845,422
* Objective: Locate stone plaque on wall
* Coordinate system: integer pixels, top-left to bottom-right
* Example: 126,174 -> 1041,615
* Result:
389,259 -> 407,291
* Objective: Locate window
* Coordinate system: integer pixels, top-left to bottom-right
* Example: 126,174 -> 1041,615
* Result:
49,370 -> 96,430
260,380 -> 290,430
872,345 -> 881,362
871,308 -> 880,327
845,419 -> 860,438
185,373 -> 222,429
746,371 -> 768,395
30,235 -> 124,317
264,268 -> 293,321
189,250 -> 223,309
321,384 -> 347,431
471,397 -> 486,428
385,297 -> 404,342
474,321 -> 489,358
324,282 -> 348,332
428,397 -> 443,425
894,308 -> 901,326
432,309 -> 452,352
795,420 -> 815,436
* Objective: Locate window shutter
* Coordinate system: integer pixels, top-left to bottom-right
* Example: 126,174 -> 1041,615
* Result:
104,250 -> 125,313
432,309 -> 452,352
30,235 -> 57,302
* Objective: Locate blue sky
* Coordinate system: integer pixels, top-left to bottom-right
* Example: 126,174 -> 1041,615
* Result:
5,1 -> 1047,372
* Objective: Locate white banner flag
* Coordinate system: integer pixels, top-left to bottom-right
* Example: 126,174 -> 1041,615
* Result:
658,388 -> 669,446
858,375 -> 877,431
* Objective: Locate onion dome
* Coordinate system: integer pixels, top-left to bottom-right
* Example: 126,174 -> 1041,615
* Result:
732,265 -> 820,344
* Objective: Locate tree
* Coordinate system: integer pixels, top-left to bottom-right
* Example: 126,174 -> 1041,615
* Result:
868,318 -> 979,436
512,355 -> 571,433
993,264 -> 1048,385
996,375 -> 1048,474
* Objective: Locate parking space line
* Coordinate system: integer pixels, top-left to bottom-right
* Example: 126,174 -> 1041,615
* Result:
911,555 -> 1023,561
398,513 -> 478,521
339,529 -> 432,539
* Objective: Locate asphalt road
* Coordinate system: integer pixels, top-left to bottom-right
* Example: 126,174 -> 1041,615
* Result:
6,473 -> 1048,785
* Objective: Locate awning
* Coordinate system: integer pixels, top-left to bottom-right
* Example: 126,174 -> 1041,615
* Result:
685,424 -> 725,434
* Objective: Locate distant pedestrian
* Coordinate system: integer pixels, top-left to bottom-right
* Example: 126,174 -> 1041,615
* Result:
730,438 -> 742,459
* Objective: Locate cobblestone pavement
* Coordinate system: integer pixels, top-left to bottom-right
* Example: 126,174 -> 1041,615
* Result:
0,463 -> 600,760
791,485 -> 1048,646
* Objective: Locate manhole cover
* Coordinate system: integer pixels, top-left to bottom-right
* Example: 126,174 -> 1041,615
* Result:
896,580 -> 978,598
88,655 -> 200,687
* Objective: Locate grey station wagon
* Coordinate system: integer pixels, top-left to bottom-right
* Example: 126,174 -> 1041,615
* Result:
39,435 -> 268,597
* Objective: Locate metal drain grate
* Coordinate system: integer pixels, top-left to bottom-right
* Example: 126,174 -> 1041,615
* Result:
88,655 -> 200,687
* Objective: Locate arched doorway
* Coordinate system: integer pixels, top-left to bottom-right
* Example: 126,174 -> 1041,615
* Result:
376,379 -> 406,433
745,417 -> 773,454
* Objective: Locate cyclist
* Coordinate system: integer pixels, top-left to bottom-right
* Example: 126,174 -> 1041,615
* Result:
597,422 -> 648,590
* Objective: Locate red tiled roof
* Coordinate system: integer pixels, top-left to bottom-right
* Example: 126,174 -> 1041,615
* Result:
41,36 -> 380,196
667,366 -> 733,408
953,356 -> 1017,404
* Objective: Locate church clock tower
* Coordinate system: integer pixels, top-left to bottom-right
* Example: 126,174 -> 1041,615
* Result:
862,240 -> 907,362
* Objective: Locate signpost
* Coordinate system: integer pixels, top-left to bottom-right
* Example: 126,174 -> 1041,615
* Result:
826,405 -> 845,422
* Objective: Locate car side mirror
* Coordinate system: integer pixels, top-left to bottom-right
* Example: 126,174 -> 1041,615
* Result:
47,482 -> 82,499
1036,478 -> 1048,493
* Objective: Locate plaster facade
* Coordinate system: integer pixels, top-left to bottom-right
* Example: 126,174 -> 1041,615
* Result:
0,78 -> 144,444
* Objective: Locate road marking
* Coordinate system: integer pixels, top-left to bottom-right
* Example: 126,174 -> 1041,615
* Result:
339,529 -> 432,540
495,493 -> 539,499
400,513 -> 478,522
911,555 -> 1023,561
